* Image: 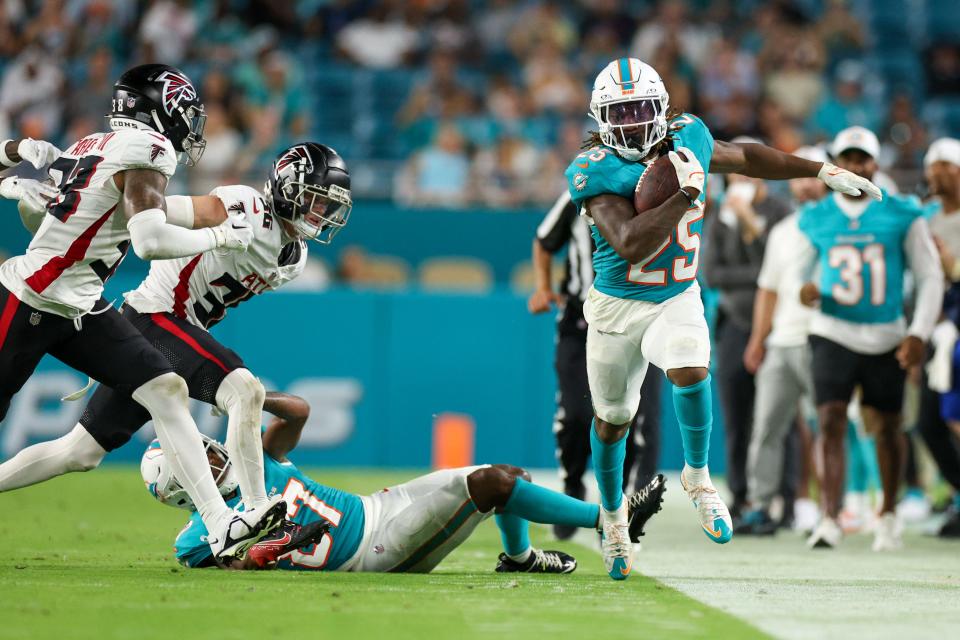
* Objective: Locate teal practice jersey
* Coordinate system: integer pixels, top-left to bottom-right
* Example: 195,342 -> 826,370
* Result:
564,113 -> 714,303
175,454 -> 365,570
798,192 -> 923,324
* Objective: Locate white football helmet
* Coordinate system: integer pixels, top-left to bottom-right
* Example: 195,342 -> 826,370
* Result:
140,435 -> 238,510
589,58 -> 670,161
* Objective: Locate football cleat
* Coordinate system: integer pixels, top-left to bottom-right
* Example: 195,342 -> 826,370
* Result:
599,501 -> 632,580
246,520 -> 332,568
626,473 -> 667,542
680,465 -> 732,544
807,517 -> 842,549
207,494 -> 287,560
734,509 -> 778,536
872,513 -> 903,552
495,548 -> 577,574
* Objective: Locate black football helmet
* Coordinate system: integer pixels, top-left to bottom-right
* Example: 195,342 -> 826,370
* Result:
108,63 -> 206,166
265,142 -> 352,244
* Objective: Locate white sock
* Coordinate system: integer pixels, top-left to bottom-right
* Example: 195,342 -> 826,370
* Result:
216,369 -> 268,511
133,373 -> 230,531
0,424 -> 106,492
684,464 -> 710,487
508,548 -> 532,564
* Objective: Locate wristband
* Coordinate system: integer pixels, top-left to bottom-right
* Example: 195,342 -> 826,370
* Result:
678,187 -> 697,205
0,140 -> 17,168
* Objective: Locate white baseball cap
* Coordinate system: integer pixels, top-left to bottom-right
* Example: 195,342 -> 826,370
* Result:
831,126 -> 880,159
925,137 -> 960,167
793,145 -> 829,164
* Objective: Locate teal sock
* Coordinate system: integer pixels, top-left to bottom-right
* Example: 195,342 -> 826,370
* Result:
673,375 -> 713,468
494,513 -> 530,557
501,477 -> 600,529
591,421 -> 627,511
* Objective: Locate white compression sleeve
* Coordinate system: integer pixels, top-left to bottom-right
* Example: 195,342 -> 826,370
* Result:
164,195 -> 196,229
216,369 -> 269,510
127,208 -> 217,260
0,424 -> 106,492
132,373 -> 230,531
905,217 -> 945,340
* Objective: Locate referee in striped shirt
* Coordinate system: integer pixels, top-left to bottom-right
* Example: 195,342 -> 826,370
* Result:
529,191 -> 662,540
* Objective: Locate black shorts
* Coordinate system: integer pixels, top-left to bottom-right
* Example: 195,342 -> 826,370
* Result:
809,334 -> 905,414
79,306 -> 245,451
0,285 -> 172,422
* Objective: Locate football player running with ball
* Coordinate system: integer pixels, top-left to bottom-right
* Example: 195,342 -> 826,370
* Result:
0,143 -> 351,561
0,64 -> 288,560
565,58 -> 882,580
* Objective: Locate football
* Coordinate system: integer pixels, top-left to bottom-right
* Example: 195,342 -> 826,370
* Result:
634,153 -> 680,214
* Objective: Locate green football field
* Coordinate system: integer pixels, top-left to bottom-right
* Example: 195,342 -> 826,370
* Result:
1,467 -> 958,640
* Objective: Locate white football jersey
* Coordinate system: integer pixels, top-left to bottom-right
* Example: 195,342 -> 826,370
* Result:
124,184 -> 307,329
0,128 -> 177,318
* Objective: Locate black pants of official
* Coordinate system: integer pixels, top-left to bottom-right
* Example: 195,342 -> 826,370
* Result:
715,313 -> 797,515
916,359 -> 960,493
553,326 -> 661,496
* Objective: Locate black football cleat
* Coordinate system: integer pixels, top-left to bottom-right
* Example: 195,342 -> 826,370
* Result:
245,520 -> 331,568
734,509 -> 778,536
495,548 -> 577,574
627,473 -> 667,542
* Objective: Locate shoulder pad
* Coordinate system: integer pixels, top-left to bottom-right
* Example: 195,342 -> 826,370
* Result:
113,129 -> 177,178
565,146 -> 634,205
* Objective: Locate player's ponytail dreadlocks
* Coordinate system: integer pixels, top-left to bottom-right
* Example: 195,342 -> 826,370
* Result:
581,105 -> 685,160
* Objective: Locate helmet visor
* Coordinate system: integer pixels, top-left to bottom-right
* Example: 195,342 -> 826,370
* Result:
602,99 -> 663,153
285,182 -> 353,244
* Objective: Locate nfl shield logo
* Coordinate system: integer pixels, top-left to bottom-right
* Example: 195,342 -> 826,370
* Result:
126,96 -> 136,108
29,312 -> 41,326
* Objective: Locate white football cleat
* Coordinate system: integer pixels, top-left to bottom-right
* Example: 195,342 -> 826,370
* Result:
206,494 -> 287,560
807,517 -> 842,549
680,465 -> 732,544
896,492 -> 931,523
793,498 -> 820,534
872,513 -> 903,552
599,499 -> 632,580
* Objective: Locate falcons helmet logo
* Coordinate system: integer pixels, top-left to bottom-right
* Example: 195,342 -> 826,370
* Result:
276,144 -> 313,177
156,70 -> 197,116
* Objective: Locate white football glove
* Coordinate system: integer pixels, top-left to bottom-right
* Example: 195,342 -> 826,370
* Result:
817,162 -> 882,200
0,176 -> 59,212
210,213 -> 254,252
667,146 -> 705,195
17,138 -> 61,170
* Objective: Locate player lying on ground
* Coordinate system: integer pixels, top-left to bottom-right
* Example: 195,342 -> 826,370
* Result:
565,57 -> 883,579
0,63 -> 286,560
0,142 -> 351,558
143,393 -> 668,573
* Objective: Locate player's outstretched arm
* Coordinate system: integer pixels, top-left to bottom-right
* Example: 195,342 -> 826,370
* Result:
261,392 -> 310,462
0,137 -> 61,169
588,190 -> 694,265
710,140 -> 882,200
120,168 -> 253,259
163,195 -> 228,229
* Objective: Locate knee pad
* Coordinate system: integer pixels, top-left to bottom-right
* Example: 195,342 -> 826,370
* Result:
593,402 -> 634,426
215,368 -> 265,414
133,372 -> 189,411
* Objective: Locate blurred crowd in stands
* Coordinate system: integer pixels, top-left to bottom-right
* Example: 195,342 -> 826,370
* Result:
1,0 -> 959,206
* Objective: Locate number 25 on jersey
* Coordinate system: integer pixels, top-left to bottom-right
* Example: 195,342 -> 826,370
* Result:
627,205 -> 703,286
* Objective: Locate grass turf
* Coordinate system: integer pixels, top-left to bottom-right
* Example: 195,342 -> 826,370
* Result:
0,467 -> 766,640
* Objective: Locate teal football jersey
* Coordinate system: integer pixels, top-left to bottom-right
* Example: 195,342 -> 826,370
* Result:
565,113 -> 714,303
175,454 -> 365,571
798,192 -> 923,324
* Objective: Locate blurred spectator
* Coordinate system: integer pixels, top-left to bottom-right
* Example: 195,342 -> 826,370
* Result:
699,38 -> 759,138
522,42 -> 586,116
509,2 -> 578,60
65,46 -> 114,127
395,123 -> 471,207
631,0 -> 719,71
0,47 -> 63,139
884,93 -> 928,170
396,51 -> 469,127
806,60 -> 882,141
815,0 -> 865,61
188,103 -> 243,195
702,162 -> 792,518
0,1 -> 26,59
235,49 -> 308,140
138,0 -> 198,64
68,0 -> 126,58
336,2 -> 419,69
23,0 -> 71,58
925,43 -> 960,97
472,136 -> 542,207
475,0 -> 520,60
762,26 -> 826,123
